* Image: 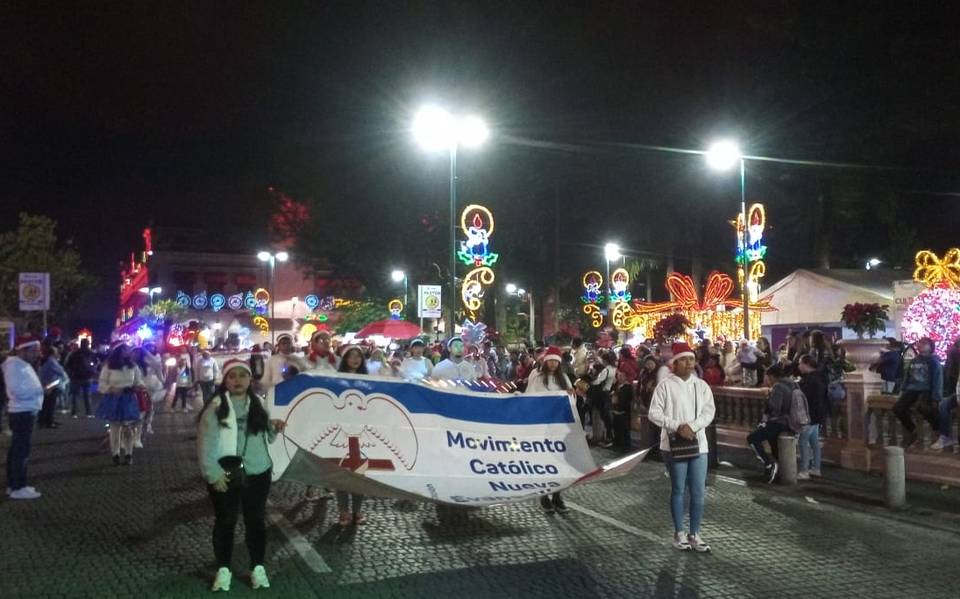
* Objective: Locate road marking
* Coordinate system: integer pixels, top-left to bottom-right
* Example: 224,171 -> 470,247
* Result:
564,501 -> 662,543
268,511 -> 332,574
714,474 -> 747,486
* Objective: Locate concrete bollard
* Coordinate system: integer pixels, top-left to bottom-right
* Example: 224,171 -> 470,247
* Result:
777,433 -> 797,485
884,446 -> 906,508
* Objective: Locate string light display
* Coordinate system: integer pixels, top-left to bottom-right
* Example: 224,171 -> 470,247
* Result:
388,299 -> 404,320
610,268 -> 632,304
458,204 -> 498,318
903,248 -> 960,360
733,203 -> 768,299
457,204 -> 499,267
611,271 -> 772,340
580,271 -> 605,328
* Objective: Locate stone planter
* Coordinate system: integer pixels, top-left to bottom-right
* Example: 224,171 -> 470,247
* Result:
839,337 -> 886,374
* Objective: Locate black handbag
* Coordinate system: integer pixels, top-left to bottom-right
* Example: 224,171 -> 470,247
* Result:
217,418 -> 249,490
668,385 -> 701,460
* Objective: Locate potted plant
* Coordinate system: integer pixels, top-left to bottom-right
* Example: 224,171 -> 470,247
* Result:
841,303 -> 890,339
653,313 -> 692,343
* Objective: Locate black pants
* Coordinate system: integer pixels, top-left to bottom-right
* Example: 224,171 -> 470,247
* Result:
208,470 -> 271,569
6,412 -> 35,491
747,421 -> 789,466
613,412 -> 632,450
893,390 -> 939,433
39,390 -> 60,427
70,380 -> 92,416
200,381 -> 216,405
175,387 -> 191,409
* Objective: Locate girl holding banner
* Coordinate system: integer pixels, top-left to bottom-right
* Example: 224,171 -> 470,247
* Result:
526,347 -> 573,514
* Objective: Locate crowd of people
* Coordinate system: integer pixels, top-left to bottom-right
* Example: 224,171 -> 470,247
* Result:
4,326 -> 960,590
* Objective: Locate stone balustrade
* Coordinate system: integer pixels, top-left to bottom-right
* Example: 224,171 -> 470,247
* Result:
710,369 -> 960,486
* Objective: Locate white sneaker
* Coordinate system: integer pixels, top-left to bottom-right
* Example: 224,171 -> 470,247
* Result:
251,565 -> 270,589
211,567 -> 231,592
687,533 -> 711,553
134,440 -> 144,449
672,532 -> 691,551
797,471 -> 811,480
9,487 -> 41,500
930,436 -> 955,451
810,469 -> 822,478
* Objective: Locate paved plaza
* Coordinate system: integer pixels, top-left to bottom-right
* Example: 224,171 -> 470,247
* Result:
2,410 -> 958,598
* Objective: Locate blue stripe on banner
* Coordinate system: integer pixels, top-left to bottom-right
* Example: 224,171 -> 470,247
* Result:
273,374 -> 575,425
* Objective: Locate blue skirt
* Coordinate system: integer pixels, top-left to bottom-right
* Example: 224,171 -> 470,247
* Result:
96,392 -> 141,422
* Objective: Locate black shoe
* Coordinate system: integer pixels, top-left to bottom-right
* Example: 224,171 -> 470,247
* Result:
764,462 -> 778,484
113,455 -> 121,466
123,455 -> 133,466
539,495 -> 555,513
552,495 -> 568,513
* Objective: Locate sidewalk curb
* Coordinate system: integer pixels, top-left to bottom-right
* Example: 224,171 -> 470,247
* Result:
712,467 -> 960,536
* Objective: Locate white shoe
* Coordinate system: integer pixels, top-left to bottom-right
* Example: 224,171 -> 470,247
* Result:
672,532 -> 691,551
251,565 -> 270,589
930,436 -> 955,451
796,471 -> 811,480
810,469 -> 822,478
9,487 -> 42,500
134,440 -> 144,449
211,567 -> 231,592
687,533 -> 711,553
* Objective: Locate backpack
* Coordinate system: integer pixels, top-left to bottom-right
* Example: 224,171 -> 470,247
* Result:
787,384 -> 811,433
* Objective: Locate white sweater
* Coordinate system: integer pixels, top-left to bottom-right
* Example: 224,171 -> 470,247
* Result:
525,369 -> 573,393
647,373 -> 716,453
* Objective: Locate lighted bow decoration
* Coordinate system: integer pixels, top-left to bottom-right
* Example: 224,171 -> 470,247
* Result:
913,249 -> 960,289
627,271 -> 775,316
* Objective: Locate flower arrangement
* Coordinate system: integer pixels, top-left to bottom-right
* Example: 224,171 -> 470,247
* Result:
841,302 -> 889,338
653,313 -> 692,342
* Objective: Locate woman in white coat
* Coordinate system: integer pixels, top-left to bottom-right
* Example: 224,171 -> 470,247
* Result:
648,342 -> 716,553
525,347 -> 573,513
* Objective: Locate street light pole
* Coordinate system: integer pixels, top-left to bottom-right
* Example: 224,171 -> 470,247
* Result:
739,157 -> 750,340
449,146 -> 458,333
706,141 -> 750,340
268,257 -> 276,345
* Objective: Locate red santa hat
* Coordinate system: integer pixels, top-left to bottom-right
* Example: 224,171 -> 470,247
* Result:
542,346 -> 563,363
15,335 -> 40,350
671,342 -> 696,361
221,358 -> 252,377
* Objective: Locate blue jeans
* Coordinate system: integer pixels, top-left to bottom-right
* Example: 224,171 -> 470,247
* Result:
664,452 -> 708,535
798,424 -> 821,473
939,397 -> 957,439
6,412 -> 36,491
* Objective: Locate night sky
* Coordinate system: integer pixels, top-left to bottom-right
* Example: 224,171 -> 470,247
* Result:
3,2 -> 959,328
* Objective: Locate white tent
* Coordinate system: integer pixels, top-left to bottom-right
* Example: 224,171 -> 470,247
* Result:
760,269 -> 897,332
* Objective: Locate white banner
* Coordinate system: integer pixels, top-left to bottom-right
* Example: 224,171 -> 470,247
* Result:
268,373 -> 647,506
19,272 -> 50,311
417,285 -> 442,318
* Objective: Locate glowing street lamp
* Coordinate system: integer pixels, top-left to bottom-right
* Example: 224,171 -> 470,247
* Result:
413,104 -> 489,333
139,286 -> 162,306
257,251 -> 289,343
706,140 -> 750,339
505,283 -> 534,345
866,258 -> 882,270
391,269 -> 408,306
603,242 -> 621,308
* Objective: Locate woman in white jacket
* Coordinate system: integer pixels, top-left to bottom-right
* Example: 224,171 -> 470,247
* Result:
525,347 -> 574,514
648,342 -> 716,553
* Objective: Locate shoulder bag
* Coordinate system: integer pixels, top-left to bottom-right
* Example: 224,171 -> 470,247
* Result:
217,410 -> 249,490
668,383 -> 701,460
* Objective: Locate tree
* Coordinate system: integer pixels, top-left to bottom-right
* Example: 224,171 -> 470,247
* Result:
0,213 -> 95,326
333,299 -> 389,335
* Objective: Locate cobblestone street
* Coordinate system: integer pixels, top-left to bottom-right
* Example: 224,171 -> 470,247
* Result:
2,411 -> 958,598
